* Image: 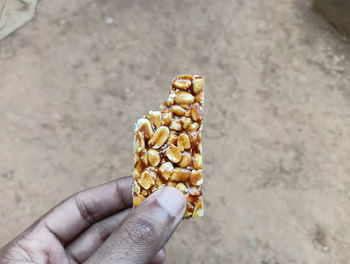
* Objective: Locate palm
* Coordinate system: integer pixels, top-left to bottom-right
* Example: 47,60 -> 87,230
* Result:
2,234 -> 71,263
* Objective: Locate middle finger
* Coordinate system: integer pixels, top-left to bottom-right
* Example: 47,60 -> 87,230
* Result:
66,208 -> 131,262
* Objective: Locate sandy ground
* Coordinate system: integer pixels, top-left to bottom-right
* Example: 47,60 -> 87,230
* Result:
1,0 -> 350,263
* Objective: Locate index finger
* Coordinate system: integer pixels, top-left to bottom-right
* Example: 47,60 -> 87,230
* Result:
41,176 -> 133,244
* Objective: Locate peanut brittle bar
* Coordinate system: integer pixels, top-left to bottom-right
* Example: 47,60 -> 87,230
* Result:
133,75 -> 204,218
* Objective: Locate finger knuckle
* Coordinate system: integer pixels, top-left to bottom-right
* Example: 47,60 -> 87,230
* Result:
123,216 -> 159,247
93,222 -> 111,242
74,194 -> 100,225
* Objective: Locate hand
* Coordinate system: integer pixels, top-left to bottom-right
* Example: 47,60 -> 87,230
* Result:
0,176 -> 186,264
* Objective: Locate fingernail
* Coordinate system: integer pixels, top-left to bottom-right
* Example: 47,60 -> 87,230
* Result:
156,187 -> 186,216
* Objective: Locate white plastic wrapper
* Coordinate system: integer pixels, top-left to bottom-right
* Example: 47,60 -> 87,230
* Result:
0,0 -> 38,40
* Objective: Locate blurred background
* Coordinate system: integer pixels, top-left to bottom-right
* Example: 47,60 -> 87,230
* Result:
1,0 -> 350,263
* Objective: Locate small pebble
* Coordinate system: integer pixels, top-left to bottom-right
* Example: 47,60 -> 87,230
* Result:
2,170 -> 14,179
105,17 -> 114,24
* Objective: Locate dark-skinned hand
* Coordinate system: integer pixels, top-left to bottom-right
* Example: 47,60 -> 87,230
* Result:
0,176 -> 186,264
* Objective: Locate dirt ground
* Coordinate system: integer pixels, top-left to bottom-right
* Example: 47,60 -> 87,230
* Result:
1,0 -> 350,263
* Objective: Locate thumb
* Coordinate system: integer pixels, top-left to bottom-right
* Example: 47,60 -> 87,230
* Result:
85,186 -> 186,264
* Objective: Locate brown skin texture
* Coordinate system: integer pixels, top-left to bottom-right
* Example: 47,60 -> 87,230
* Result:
313,0 -> 350,36
0,177 -> 185,264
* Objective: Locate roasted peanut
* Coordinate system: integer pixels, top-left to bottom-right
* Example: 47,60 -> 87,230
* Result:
195,91 -> 204,105
134,161 -> 142,179
173,75 -> 192,90
159,162 -> 174,180
189,186 -> 201,196
184,179 -> 191,188
167,181 -> 176,187
160,102 -> 167,110
181,117 -> 192,129
184,201 -> 194,217
168,90 -> 176,105
149,166 -> 157,173
189,131 -> 201,146
137,118 -> 154,140
134,181 -> 141,195
148,149 -> 160,167
171,168 -> 191,181
193,77 -> 204,94
166,144 -> 182,163
141,189 -> 148,197
162,111 -> 173,126
188,122 -> 199,131
198,143 -> 202,154
171,105 -> 186,116
186,195 -> 197,204
148,126 -> 170,149
148,111 -> 162,129
151,186 -> 158,193
175,92 -> 195,105
190,102 -> 203,121
178,152 -> 192,168
140,150 -> 148,166
177,134 -> 191,152
133,168 -> 140,180
169,118 -> 182,131
180,104 -> 190,110
176,182 -> 187,194
186,201 -> 194,210
167,132 -> 178,145
191,169 -> 203,186
193,198 -> 204,217
135,131 -> 145,153
193,154 -> 202,170
138,171 -> 155,190
155,178 -> 163,187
